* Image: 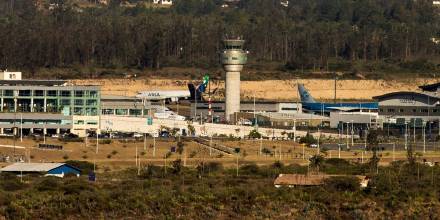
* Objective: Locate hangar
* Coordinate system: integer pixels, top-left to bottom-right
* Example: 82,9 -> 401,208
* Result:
373,82 -> 440,127
0,163 -> 81,177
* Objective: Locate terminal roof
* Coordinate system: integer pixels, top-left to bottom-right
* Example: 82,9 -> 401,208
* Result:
0,163 -> 66,172
419,82 -> 440,92
372,91 -> 440,100
0,80 -> 67,86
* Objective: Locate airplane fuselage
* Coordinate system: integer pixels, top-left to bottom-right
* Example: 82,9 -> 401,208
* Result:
302,102 -> 378,113
136,90 -> 190,101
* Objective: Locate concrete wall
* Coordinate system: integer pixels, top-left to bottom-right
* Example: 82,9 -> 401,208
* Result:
329,112 -> 381,129
98,115 -> 348,139
225,72 -> 240,122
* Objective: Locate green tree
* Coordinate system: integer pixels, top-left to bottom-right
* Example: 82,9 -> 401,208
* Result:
367,130 -> 380,174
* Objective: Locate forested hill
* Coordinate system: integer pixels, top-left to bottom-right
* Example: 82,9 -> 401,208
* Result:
0,0 -> 440,79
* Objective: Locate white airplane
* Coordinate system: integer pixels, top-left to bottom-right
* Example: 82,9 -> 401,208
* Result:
136,83 -> 205,102
136,90 -> 191,102
136,76 -> 209,102
154,111 -> 186,121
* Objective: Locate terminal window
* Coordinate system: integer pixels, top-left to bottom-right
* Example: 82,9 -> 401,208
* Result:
281,107 -> 298,111
34,90 -> 44,96
86,99 -> 97,106
116,109 -> 128,115
3,90 -> 13,96
102,109 -> 114,115
47,90 -> 57,97
60,91 -> 71,97
89,91 -> 98,98
74,99 -> 84,106
18,90 -> 31,96
74,91 -> 84,97
129,109 -> 142,116
60,99 -> 71,106
74,120 -> 84,125
74,107 -> 83,115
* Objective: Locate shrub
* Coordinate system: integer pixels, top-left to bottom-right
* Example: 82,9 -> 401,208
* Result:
197,162 -> 223,175
262,148 -> 272,156
248,130 -> 262,139
99,139 -> 112,144
111,150 -> 118,155
324,176 -> 360,192
141,164 -> 163,178
171,159 -> 182,174
0,178 -> 26,191
189,151 -> 197,158
239,163 -> 259,175
299,133 -> 317,146
63,154 -> 69,160
65,160 -> 95,174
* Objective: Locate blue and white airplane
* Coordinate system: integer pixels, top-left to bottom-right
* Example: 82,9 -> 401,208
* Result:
298,84 -> 378,114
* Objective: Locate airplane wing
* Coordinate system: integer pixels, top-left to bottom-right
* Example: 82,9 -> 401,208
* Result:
326,106 -> 369,111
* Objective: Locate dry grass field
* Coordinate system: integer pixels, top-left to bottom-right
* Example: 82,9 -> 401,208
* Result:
72,78 -> 438,101
1,137 -> 438,172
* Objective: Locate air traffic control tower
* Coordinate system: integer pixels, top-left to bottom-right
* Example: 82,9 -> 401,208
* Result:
221,38 -> 248,122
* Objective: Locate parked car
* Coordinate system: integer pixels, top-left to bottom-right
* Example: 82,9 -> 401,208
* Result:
133,133 -> 143,138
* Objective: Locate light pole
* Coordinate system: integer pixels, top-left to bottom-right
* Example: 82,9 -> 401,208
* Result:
194,86 -> 197,121
345,122 -> 349,150
338,124 -> 341,158
404,122 -> 408,150
413,121 -> 416,144
317,127 -> 320,155
20,113 -> 22,143
350,120 -> 354,149
423,122 -> 426,153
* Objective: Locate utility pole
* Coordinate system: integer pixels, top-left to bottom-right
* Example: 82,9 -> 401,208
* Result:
293,119 -> 296,143
253,92 -> 256,127
20,113 -> 22,142
194,86 -> 197,120
136,144 -> 139,175
153,136 -> 156,157
338,125 -> 341,159
334,73 -> 337,103
96,131 -> 99,154
405,122 -> 408,150
144,133 -> 146,151
346,122 -> 349,150
317,127 -> 320,155
259,138 -> 263,156
393,142 -> 395,162
209,135 -> 212,156
351,120 -> 354,149
423,123 -> 426,153
302,143 -> 305,160
413,122 -> 416,144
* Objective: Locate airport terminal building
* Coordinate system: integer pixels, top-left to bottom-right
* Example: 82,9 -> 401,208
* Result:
0,72 -> 101,136
190,101 -> 302,121
373,82 -> 440,127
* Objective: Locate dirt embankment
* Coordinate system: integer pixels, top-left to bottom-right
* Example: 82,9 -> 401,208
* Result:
71,78 -> 439,101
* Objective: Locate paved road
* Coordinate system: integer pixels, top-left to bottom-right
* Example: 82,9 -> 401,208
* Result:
0,144 -> 25,149
321,142 -> 440,151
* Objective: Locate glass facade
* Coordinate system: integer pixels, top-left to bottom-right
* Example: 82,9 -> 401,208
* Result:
0,87 -> 100,116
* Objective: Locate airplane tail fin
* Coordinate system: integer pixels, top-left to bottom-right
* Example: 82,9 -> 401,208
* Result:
188,83 -> 204,101
298,84 -> 316,103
